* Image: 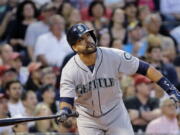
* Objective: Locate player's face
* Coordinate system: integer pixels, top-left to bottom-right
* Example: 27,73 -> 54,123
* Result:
73,32 -> 97,54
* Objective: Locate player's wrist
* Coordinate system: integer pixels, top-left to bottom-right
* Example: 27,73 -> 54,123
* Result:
157,77 -> 180,101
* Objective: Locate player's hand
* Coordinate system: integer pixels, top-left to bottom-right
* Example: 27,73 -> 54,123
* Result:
55,107 -> 72,123
169,90 -> 180,103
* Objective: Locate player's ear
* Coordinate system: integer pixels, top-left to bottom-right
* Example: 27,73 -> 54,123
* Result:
72,44 -> 77,52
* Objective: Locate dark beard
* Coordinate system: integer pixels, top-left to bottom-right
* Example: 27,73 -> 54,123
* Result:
79,43 -> 97,54
82,47 -> 97,54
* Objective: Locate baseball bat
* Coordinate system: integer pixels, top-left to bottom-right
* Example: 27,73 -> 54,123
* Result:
0,111 -> 79,127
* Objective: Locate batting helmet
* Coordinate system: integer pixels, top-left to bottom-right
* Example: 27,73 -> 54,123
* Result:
67,23 -> 96,46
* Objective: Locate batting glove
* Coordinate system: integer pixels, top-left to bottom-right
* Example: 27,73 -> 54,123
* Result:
56,107 -> 72,123
169,90 -> 180,103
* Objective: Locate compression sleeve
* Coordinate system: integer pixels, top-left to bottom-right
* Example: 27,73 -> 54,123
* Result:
136,60 -> 150,75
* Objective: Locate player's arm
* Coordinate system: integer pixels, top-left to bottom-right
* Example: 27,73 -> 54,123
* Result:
56,97 -> 74,123
59,97 -> 74,110
57,65 -> 76,122
137,60 -> 180,102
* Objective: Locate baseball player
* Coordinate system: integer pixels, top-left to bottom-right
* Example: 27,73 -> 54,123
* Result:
57,23 -> 180,135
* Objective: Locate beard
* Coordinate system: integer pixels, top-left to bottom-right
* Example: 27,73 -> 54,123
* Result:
79,42 -> 97,55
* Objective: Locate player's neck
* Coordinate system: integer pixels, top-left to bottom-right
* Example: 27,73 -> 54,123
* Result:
79,53 -> 96,66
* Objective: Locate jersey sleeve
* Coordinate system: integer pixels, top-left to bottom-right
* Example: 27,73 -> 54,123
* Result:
117,50 -> 139,75
60,67 -> 76,98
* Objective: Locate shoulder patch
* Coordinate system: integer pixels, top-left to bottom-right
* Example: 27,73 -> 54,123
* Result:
123,52 -> 132,60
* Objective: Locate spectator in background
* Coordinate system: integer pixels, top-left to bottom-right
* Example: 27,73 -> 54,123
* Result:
0,94 -> 9,118
40,67 -> 56,87
108,8 -> 127,45
1,68 -> 19,92
146,99 -> 179,134
8,0 -> 38,65
88,1 -> 109,37
25,62 -> 42,91
123,21 -> 146,57
124,75 -> 161,133
83,20 -> 95,30
9,52 -> 29,85
173,55 -> 180,88
144,13 -> 176,60
177,113 -> 180,131
0,0 -> 18,43
170,25 -> 180,53
0,10 -> 15,44
138,6 -> 151,24
24,3 -> 56,61
162,37 -> 177,63
160,0 -> 180,30
0,44 -> 13,66
105,0 -> 125,9
11,115 -> 29,134
99,30 -> 111,47
35,15 -> 72,67
29,103 -> 56,133
32,0 -> 51,8
39,84 -> 57,114
5,80 -> 25,117
0,0 -> 11,23
66,8 -> 82,30
6,0 -> 19,10
0,93 -> 12,135
57,0 -> 73,26
137,5 -> 151,36
147,44 -> 179,85
111,39 -> 123,49
52,0 -> 63,9
121,75 -> 135,99
21,90 -> 37,128
70,0 -> 93,10
40,67 -> 59,99
124,2 -> 138,26
137,0 -> 155,11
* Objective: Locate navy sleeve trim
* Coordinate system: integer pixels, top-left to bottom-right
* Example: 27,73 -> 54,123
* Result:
157,77 -> 178,95
60,97 -> 74,106
136,60 -> 150,75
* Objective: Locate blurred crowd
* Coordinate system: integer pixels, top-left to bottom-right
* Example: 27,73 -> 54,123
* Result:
0,0 -> 180,134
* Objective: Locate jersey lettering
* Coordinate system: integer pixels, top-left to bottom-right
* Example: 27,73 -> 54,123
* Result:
76,78 -> 115,95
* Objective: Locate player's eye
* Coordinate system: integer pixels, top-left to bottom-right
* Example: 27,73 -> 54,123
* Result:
78,37 -> 84,42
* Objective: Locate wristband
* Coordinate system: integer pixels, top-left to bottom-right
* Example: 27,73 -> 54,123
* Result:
60,97 -> 74,106
157,77 -> 180,101
157,77 -> 178,95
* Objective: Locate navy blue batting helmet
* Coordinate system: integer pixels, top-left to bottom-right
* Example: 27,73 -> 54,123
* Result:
67,23 -> 96,46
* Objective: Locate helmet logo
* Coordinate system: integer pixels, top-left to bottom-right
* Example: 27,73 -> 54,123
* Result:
77,25 -> 85,32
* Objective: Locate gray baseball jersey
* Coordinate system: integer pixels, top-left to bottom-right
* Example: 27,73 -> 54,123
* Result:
60,47 -> 139,134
